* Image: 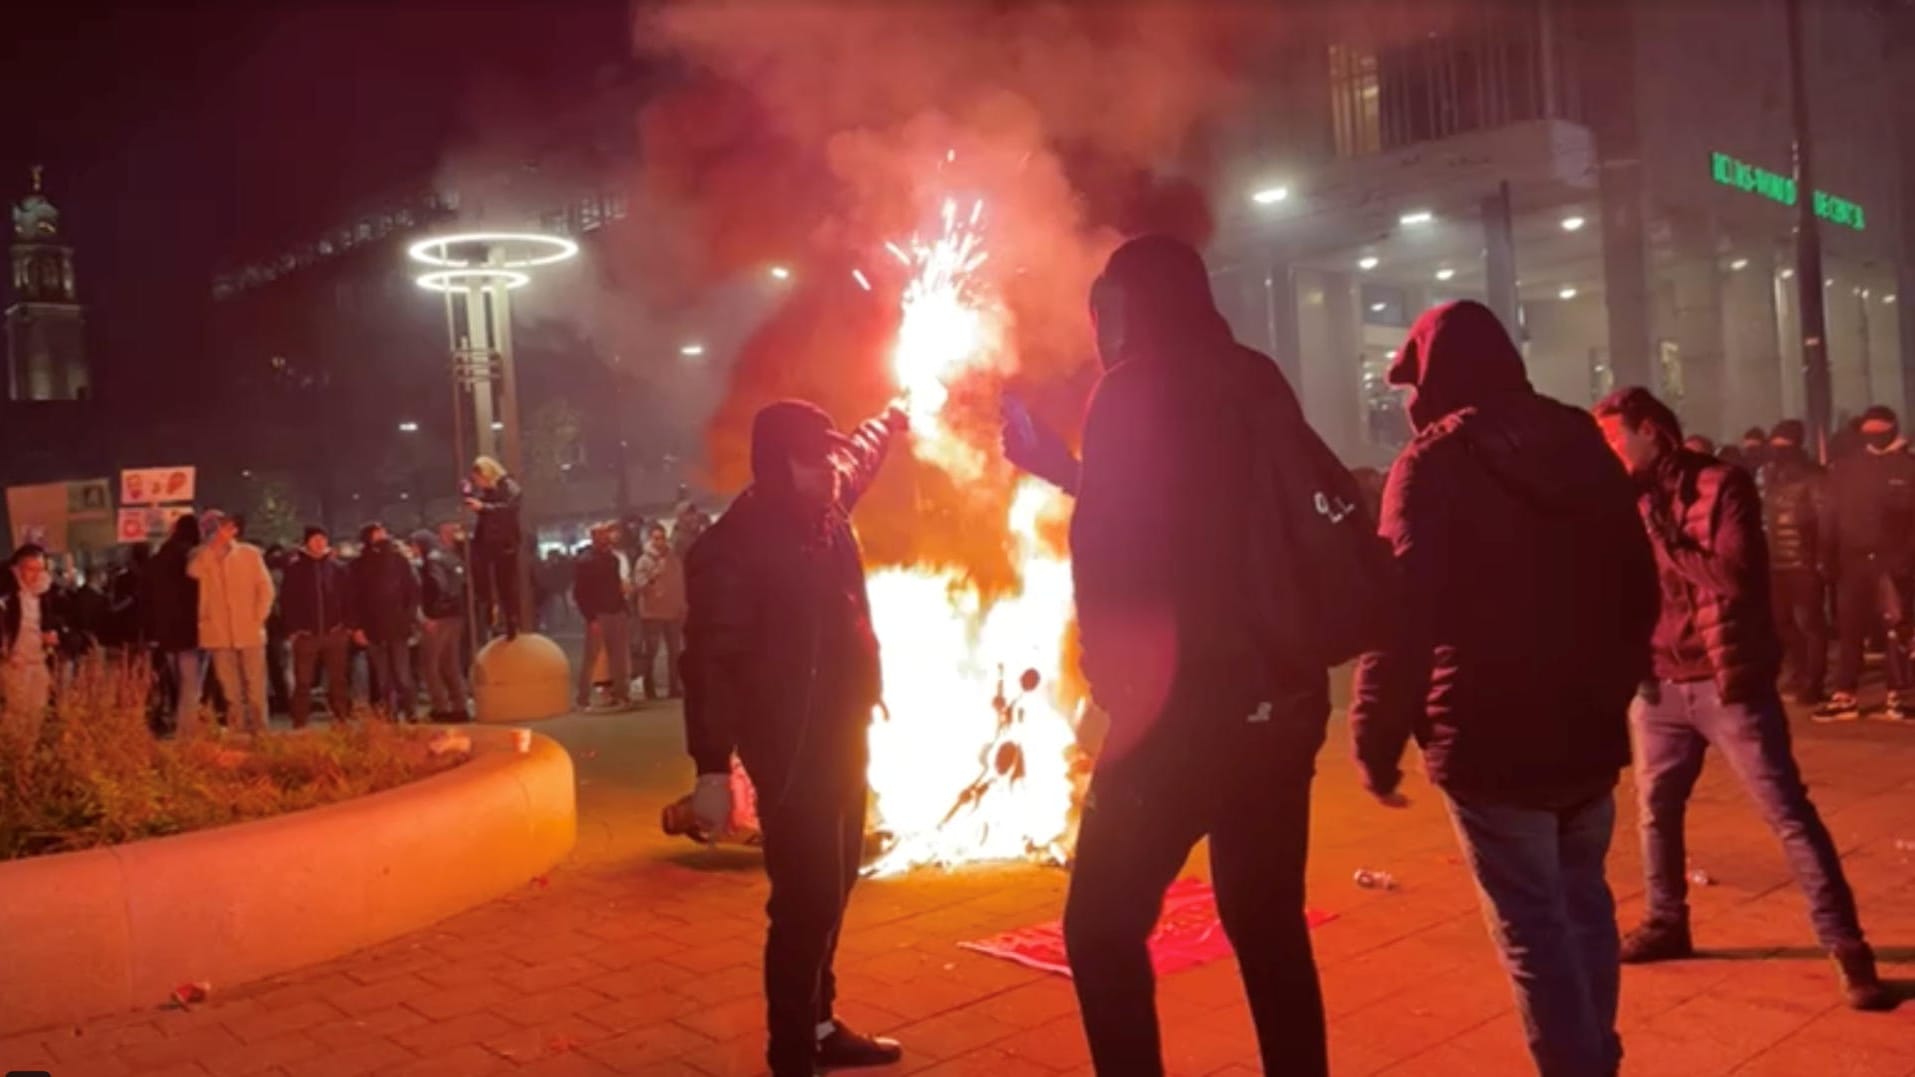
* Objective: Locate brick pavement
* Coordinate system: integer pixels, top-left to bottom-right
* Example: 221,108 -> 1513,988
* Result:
4,701 -> 1912,1076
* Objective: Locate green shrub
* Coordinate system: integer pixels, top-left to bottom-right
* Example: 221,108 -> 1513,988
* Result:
0,657 -> 470,861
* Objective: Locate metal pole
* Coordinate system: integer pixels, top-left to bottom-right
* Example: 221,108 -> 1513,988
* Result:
445,287 -> 481,666
1786,0 -> 1832,460
463,282 -> 499,462
487,248 -> 534,632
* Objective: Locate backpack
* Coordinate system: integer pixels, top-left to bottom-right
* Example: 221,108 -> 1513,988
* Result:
1226,363 -> 1397,673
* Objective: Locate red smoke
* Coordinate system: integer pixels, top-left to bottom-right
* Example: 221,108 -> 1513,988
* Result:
631,1 -> 1283,580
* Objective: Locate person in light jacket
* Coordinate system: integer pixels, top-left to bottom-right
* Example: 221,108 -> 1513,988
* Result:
187,510 -> 276,733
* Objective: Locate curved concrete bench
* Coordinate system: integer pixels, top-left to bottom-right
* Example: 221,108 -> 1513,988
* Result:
0,727 -> 575,1036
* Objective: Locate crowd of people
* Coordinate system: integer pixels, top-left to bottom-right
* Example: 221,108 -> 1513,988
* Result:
0,454 -> 631,733
677,235 -> 1900,1077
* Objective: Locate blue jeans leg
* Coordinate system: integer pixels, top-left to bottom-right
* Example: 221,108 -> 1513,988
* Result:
1628,686 -> 1708,927
1690,686 -> 1866,950
1448,792 -> 1622,1077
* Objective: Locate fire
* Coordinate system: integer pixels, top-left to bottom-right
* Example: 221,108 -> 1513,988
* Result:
862,195 -> 1081,876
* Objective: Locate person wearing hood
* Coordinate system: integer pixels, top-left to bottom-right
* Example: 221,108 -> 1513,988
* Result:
1758,421 -> 1829,705
1,544 -> 61,735
1818,404 -> 1915,721
411,528 -> 469,721
681,397 -> 908,1077
1594,387 -> 1890,1012
281,526 -> 354,727
1060,236 -> 1338,1077
188,510 -> 276,734
348,522 -> 421,721
1354,303 -> 1657,1077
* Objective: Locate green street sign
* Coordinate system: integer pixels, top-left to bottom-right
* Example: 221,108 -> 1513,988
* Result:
1710,151 -> 1865,231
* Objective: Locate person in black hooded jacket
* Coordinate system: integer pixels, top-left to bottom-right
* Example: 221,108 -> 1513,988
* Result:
1058,236 -> 1335,1077
1758,420 -> 1829,705
143,513 -> 204,734
1354,302 -> 1658,1077
348,522 -> 420,721
1594,387 -> 1890,1012
1818,404 -> 1915,721
681,398 -> 908,1077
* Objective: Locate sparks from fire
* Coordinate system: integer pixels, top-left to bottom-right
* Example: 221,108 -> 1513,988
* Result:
862,194 -> 1079,876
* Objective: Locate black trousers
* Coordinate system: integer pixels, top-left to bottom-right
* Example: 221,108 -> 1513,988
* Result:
1771,569 -> 1828,701
1833,558 -> 1911,696
1064,700 -> 1329,1077
750,757 -> 866,1077
472,547 -> 520,636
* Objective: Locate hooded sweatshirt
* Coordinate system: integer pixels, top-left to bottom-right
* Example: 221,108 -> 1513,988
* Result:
1351,301 -> 1658,803
1070,236 -> 1326,762
681,401 -> 896,791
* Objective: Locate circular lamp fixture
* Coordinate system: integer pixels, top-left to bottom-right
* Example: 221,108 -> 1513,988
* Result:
415,268 -> 532,293
406,232 -> 579,270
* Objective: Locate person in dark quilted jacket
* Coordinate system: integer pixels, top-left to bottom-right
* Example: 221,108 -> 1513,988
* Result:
1594,387 -> 1890,1012
1757,420 -> 1828,705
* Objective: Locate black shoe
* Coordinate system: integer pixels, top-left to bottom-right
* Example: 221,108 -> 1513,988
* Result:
1833,943 -> 1897,1011
815,1022 -> 902,1070
1619,919 -> 1694,964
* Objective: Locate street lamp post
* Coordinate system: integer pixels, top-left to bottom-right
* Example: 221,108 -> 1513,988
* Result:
407,231 -> 578,722
1784,0 -> 1832,458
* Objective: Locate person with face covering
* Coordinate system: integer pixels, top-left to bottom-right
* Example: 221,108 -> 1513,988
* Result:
1060,235 -> 1340,1076
1758,421 -> 1830,706
1,544 -> 62,737
1817,404 -> 1915,721
681,398 -> 908,1077
1592,387 -> 1891,1012
1354,304 -> 1658,1077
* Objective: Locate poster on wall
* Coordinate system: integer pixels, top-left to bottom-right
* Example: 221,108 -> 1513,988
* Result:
119,466 -> 196,506
6,480 -> 113,554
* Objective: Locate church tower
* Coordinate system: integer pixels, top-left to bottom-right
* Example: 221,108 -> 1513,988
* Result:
7,166 -> 88,401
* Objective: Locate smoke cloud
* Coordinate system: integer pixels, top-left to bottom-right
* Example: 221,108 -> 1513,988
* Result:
628,1 -> 1282,580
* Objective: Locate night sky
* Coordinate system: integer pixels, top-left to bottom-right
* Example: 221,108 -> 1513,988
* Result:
1,1 -> 631,417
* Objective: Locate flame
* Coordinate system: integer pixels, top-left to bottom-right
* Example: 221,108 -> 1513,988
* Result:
863,195 -> 1081,876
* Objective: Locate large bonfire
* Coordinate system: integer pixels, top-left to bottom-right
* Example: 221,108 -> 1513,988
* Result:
859,193 -> 1083,877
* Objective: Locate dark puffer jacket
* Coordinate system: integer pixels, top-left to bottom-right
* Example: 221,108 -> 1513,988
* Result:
472,476 -> 524,555
1352,301 -> 1659,803
682,405 -> 896,802
1759,445 -> 1824,574
1641,449 -> 1782,702
1824,445 -> 1915,571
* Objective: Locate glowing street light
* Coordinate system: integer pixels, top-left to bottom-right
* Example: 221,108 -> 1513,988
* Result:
1558,287 -> 1579,300
1358,256 -> 1380,271
1561,216 -> 1587,232
769,265 -> 792,281
1399,210 -> 1435,226
680,343 -> 706,358
1434,267 -> 1456,282
398,420 -> 420,433
1250,186 -> 1290,206
1730,258 -> 1750,271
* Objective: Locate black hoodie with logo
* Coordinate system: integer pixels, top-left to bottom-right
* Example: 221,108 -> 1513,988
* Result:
1351,301 -> 1658,803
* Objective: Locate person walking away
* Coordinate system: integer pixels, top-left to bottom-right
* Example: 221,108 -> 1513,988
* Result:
683,399 -> 908,1077
1352,303 -> 1659,1077
281,526 -> 354,727
108,545 -> 150,663
1061,237 -> 1375,1077
412,530 -> 469,721
187,511 -> 276,734
349,522 -> 421,721
1816,404 -> 1915,721
573,523 -> 632,710
145,514 -> 204,733
1760,421 -> 1830,706
636,523 -> 689,699
1593,387 -> 1892,1011
1,545 -> 60,739
467,456 -> 523,639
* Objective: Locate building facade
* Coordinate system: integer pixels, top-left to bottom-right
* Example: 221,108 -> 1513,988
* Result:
1209,0 -> 1911,468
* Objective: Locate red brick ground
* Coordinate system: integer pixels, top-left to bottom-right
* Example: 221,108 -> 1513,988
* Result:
5,702 -> 1912,1075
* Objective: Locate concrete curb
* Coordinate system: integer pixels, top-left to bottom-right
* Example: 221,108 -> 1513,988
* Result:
0,726 -> 576,1036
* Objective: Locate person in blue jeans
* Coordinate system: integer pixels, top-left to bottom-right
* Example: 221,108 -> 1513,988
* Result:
1594,387 -> 1892,1012
1355,302 -> 1660,1076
